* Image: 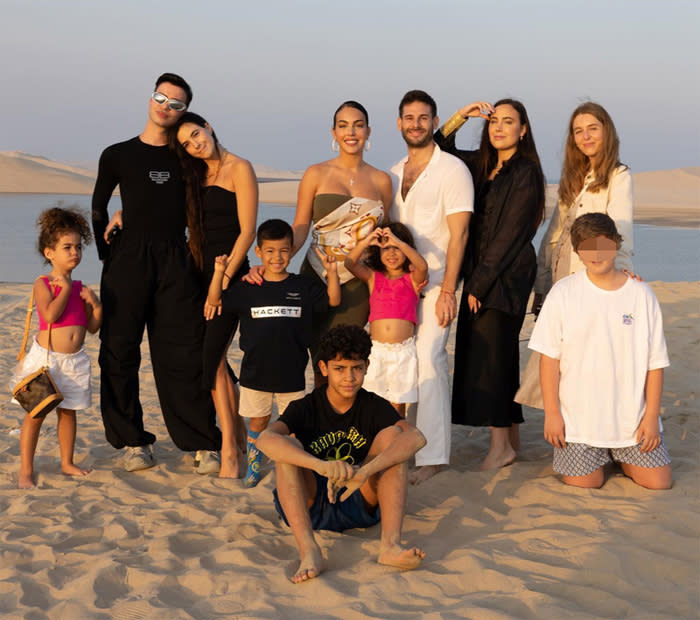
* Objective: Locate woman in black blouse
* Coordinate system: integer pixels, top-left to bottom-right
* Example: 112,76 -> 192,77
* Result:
435,99 -> 545,470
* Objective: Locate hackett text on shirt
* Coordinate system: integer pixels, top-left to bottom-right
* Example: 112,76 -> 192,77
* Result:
250,306 -> 302,318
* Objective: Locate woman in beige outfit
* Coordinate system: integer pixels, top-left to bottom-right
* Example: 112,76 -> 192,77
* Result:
517,102 -> 634,408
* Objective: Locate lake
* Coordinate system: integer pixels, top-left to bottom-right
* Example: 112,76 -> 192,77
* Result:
0,193 -> 698,284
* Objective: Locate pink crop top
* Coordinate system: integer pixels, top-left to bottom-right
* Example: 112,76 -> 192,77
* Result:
37,277 -> 87,330
368,272 -> 418,324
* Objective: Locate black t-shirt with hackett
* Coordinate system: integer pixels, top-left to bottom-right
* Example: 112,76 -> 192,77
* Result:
280,387 -> 402,466
221,274 -> 328,393
92,137 -> 187,260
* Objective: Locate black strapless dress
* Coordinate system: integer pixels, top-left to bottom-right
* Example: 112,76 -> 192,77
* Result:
201,186 -> 250,389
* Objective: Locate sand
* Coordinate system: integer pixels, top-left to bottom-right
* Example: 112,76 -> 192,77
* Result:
0,278 -> 698,619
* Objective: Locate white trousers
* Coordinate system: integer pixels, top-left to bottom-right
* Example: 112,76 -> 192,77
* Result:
414,286 -> 452,466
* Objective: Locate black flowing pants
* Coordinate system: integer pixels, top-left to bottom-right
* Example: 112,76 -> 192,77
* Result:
98,234 -> 221,451
451,305 -> 525,428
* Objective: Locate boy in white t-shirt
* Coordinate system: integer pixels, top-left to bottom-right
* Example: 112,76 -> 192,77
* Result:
529,213 -> 672,490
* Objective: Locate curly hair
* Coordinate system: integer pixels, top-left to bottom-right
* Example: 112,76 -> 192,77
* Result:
317,324 -> 372,363
37,206 -> 92,264
364,221 -> 416,274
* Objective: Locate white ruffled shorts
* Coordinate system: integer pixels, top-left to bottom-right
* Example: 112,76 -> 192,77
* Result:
363,337 -> 418,404
11,339 -> 91,411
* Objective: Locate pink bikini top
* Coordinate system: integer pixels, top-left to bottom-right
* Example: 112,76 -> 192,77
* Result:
368,272 -> 418,325
37,277 -> 87,330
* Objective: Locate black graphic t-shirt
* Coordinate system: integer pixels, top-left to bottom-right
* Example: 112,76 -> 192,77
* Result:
221,274 -> 328,392
92,137 -> 186,259
280,387 -> 402,465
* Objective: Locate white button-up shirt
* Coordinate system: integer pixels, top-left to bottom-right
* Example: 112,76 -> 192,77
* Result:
390,144 -> 474,286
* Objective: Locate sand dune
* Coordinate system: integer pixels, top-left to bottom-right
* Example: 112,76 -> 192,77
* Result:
1,280 -> 697,619
0,151 -> 301,205
1,151 -> 697,221
0,152 -> 97,195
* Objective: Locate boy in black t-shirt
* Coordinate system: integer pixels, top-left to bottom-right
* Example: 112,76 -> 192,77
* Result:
207,219 -> 340,487
257,325 -> 427,584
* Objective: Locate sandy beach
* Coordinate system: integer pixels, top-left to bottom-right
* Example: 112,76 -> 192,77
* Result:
1,155 -> 698,617
0,277 -> 698,619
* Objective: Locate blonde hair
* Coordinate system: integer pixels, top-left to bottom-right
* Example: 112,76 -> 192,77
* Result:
558,102 -> 625,207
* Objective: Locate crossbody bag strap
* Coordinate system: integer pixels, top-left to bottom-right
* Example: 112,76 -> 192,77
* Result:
16,285 -> 53,365
17,288 -> 35,362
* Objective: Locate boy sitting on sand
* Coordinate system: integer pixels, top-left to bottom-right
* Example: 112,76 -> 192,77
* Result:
529,213 -> 672,490
207,219 -> 340,486
257,324 -> 426,583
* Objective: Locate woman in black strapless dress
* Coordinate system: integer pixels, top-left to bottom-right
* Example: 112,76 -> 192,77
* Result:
170,112 -> 258,478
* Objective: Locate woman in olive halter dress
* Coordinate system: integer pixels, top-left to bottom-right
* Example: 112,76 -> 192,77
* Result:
293,101 -> 393,385
171,112 -> 258,479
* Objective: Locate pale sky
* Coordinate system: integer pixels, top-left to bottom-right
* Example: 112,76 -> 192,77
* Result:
2,0 -> 698,180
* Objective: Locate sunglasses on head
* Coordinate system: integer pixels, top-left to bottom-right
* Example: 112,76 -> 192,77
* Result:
151,91 -> 187,112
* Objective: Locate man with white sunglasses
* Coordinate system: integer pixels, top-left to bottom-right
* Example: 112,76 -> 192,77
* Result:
92,73 -> 221,474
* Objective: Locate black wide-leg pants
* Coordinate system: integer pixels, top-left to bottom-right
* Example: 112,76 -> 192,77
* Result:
451,304 -> 525,428
98,234 -> 221,451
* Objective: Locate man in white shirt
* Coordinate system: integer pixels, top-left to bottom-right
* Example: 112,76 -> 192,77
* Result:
390,90 -> 474,484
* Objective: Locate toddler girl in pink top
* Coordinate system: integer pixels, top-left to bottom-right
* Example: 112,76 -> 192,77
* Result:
344,222 -> 427,415
12,207 -> 102,488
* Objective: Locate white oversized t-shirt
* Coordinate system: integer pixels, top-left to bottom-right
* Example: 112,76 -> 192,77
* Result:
529,270 -> 669,447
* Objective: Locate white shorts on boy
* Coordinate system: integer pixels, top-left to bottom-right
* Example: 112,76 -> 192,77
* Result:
239,386 -> 305,418
363,337 -> 418,404
11,339 -> 91,410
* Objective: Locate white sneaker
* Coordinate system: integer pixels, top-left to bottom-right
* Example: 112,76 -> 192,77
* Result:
124,446 -> 155,472
195,450 -> 221,475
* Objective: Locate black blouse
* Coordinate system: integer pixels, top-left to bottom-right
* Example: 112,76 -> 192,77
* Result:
435,129 -> 543,317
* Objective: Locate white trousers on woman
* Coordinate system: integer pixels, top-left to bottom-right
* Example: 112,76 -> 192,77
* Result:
413,285 -> 452,467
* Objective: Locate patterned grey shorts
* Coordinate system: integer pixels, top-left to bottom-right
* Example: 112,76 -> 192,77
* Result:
553,438 -> 671,477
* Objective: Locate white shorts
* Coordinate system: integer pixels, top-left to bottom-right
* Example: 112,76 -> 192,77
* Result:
239,386 -> 305,418
11,339 -> 91,411
363,337 -> 418,404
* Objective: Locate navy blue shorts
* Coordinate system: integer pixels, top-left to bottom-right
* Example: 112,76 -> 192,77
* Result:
273,471 -> 380,532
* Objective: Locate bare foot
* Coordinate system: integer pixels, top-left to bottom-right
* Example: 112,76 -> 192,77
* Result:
18,471 -> 36,489
479,446 -> 516,471
378,544 -> 425,570
219,450 -> 243,479
290,545 -> 324,584
409,464 -> 445,485
62,464 -> 92,477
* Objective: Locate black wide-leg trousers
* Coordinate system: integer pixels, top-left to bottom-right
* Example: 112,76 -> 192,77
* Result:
451,305 -> 525,428
98,234 -> 221,451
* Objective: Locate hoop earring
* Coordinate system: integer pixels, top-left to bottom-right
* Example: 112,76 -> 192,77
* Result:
331,139 -> 339,152
364,139 -> 371,152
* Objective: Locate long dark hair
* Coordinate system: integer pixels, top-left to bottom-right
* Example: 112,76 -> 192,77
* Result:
365,221 -> 416,274
475,98 -> 546,227
168,111 -> 220,270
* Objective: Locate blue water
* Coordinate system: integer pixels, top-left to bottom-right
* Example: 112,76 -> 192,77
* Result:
0,193 -> 698,284
0,194 -> 305,284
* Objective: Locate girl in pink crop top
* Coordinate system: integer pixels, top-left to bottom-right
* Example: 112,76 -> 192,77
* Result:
344,222 -> 428,414
13,207 -> 103,489
37,277 -> 88,330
